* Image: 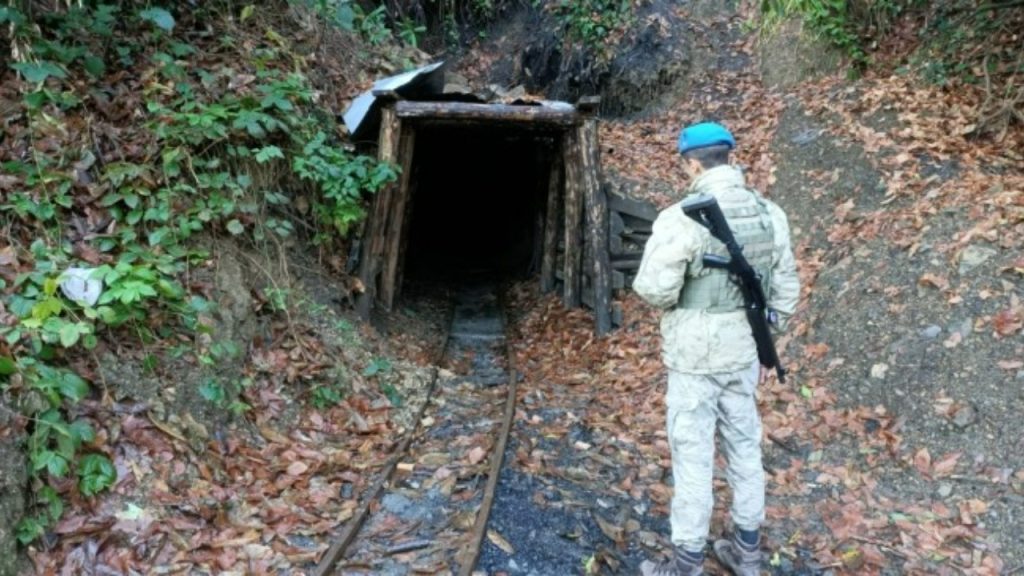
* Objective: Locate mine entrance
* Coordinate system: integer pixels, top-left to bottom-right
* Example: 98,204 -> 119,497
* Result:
404,126 -> 554,281
356,97 -> 615,334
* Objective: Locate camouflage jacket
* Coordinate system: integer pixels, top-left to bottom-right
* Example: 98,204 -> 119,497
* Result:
633,165 -> 800,374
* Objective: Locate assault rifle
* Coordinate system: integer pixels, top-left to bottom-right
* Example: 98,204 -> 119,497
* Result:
682,194 -> 787,383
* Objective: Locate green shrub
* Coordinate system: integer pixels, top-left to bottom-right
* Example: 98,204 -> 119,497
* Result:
2,1 -> 395,544
549,0 -> 634,60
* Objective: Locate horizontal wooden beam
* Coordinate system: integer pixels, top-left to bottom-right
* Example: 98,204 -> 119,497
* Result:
608,193 -> 659,221
395,101 -> 579,127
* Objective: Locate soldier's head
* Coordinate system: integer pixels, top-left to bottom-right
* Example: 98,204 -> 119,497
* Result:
677,122 -> 735,179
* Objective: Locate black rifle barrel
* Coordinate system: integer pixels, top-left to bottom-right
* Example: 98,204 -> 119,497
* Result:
682,195 -> 787,383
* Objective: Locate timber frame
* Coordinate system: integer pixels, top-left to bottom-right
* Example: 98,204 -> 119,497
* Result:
355,92 -> 615,334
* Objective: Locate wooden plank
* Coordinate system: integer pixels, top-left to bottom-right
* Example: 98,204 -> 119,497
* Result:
610,210 -> 626,235
609,233 -> 623,255
622,231 -> 651,244
609,211 -> 625,254
393,172 -> 418,303
620,213 -> 653,234
612,270 -> 626,290
540,142 -> 562,293
581,114 -> 611,335
356,97 -> 401,318
396,100 -> 579,127
612,249 -> 645,261
608,193 -> 659,221
555,269 -> 594,282
581,284 -> 594,309
611,257 -> 642,270
562,129 -> 583,308
379,128 -> 416,310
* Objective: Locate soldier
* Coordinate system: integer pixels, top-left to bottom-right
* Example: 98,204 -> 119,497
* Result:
633,122 -> 800,576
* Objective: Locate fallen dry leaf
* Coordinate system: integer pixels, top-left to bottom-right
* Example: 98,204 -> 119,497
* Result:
997,360 -> 1023,370
942,332 -> 962,349
918,273 -> 949,291
593,514 -> 625,544
286,461 -> 309,476
487,529 -> 515,554
467,446 -> 488,465
992,307 -> 1022,337
932,452 -> 961,478
913,448 -> 931,477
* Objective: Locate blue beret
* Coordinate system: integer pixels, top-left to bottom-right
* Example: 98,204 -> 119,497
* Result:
677,122 -> 736,154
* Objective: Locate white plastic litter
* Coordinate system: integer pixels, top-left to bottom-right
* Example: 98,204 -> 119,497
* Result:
60,267 -> 103,307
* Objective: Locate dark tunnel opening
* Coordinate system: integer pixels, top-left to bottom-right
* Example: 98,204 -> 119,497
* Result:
403,125 -> 556,284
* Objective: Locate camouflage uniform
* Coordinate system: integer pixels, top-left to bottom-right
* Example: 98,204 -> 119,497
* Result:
633,164 -> 799,554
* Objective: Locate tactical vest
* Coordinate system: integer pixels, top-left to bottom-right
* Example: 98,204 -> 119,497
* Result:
678,191 -> 775,313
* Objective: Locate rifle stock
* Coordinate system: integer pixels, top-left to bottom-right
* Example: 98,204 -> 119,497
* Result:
682,194 -> 787,383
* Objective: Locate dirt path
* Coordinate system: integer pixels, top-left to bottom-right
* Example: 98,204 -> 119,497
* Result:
482,2 -> 1021,575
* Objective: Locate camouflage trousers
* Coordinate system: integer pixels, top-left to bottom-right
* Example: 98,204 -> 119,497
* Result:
666,362 -> 765,552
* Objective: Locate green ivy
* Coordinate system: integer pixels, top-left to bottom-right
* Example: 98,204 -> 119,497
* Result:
2,1 -> 396,545
760,0 -> 916,67
549,0 -> 634,60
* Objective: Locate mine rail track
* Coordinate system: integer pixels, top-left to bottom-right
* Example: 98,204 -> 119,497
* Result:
314,282 -> 518,576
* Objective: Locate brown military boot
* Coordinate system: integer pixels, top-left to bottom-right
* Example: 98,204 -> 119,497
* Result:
713,532 -> 762,576
639,548 -> 704,576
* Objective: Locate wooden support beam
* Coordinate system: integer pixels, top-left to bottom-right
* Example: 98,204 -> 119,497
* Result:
611,270 -> 626,290
561,129 -> 583,309
608,193 -> 660,221
356,96 -> 402,318
610,257 -> 642,270
620,213 -> 653,234
581,113 -> 611,334
541,141 -> 562,292
380,128 -> 416,310
395,101 -> 579,127
393,172 -> 418,304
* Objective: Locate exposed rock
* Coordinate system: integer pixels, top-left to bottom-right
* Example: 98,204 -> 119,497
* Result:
947,317 -> 974,340
870,363 -> 889,379
958,244 -> 998,275
99,354 -> 162,402
213,249 -> 257,346
937,483 -> 953,498
920,325 -> 942,339
506,0 -> 694,117
381,493 -> 414,517
790,128 -> 822,146
758,18 -> 843,89
952,403 -> 978,430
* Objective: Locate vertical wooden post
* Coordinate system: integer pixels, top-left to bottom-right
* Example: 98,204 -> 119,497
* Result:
393,173 -> 418,306
562,128 -> 583,308
578,97 -> 611,334
356,92 -> 402,319
540,138 -> 562,294
380,127 -> 416,310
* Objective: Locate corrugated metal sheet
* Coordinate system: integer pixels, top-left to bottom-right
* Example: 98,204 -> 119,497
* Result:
343,61 -> 445,141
